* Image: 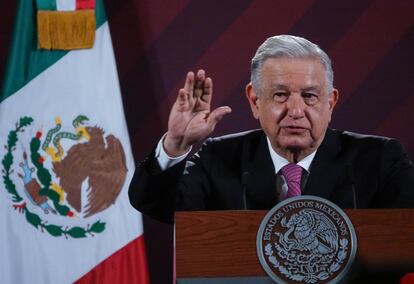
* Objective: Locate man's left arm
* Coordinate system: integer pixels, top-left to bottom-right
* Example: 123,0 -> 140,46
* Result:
378,139 -> 414,208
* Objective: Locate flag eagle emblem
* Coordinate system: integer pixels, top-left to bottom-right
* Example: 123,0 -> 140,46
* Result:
2,115 -> 127,238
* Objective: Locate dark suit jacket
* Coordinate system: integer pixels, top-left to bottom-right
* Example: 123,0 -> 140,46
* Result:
129,128 -> 414,223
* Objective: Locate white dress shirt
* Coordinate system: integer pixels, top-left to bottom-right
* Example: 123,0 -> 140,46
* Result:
266,137 -> 317,200
156,134 -> 316,171
155,134 -> 317,200
154,133 -> 192,171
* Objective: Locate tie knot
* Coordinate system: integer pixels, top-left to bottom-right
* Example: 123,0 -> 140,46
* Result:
281,163 -> 302,184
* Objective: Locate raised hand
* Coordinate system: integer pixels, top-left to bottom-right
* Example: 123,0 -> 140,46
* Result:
163,70 -> 232,157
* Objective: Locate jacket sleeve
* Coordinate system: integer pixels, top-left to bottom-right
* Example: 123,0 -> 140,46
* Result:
128,141 -> 214,224
377,139 -> 414,208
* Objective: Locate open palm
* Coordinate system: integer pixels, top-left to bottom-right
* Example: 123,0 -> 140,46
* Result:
164,70 -> 232,157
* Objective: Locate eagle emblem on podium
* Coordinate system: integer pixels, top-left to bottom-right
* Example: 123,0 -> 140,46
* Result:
257,196 -> 357,283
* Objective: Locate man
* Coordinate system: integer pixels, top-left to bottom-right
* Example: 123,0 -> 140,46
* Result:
129,35 -> 414,224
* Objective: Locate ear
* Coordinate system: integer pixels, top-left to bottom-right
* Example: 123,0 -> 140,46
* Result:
328,88 -> 339,111
246,83 -> 260,120
327,88 -> 339,123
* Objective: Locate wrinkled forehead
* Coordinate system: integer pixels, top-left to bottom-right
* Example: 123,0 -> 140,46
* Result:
261,56 -> 327,73
260,57 -> 328,89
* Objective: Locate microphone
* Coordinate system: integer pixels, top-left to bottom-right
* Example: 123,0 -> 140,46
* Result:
346,164 -> 357,209
241,137 -> 251,210
241,171 -> 249,210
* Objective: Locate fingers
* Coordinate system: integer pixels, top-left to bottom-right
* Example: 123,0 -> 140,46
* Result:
183,71 -> 195,96
178,69 -> 213,111
176,71 -> 196,110
207,106 -> 232,130
194,70 -> 214,112
181,71 -> 195,106
201,77 -> 213,105
193,70 -> 206,99
176,89 -> 189,110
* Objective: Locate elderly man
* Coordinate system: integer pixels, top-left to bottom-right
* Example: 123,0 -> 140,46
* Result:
129,35 -> 414,223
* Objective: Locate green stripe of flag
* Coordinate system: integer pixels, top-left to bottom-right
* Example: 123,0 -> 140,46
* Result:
36,0 -> 57,11
0,0 -> 106,103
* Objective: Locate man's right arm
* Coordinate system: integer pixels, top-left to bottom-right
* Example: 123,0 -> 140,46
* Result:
128,69 -> 231,223
156,133 -> 191,171
128,147 -> 187,223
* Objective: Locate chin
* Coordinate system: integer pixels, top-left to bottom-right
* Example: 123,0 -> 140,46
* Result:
280,139 -> 310,152
284,145 -> 308,153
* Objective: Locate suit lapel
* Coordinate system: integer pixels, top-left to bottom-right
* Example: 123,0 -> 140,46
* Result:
242,129 -> 346,207
304,129 -> 344,199
244,132 -> 278,209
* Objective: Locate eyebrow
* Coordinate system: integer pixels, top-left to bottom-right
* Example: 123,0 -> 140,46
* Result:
272,84 -> 289,90
301,86 -> 321,92
272,84 -> 322,92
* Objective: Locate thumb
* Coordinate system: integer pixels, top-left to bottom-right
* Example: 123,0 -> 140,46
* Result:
207,106 -> 232,129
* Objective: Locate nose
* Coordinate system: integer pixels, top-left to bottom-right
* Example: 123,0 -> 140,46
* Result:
286,94 -> 305,119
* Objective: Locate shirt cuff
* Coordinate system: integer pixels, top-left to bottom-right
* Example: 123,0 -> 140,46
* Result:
155,133 -> 192,171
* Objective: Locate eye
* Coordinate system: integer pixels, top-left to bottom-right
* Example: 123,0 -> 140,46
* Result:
272,92 -> 289,102
302,92 -> 318,105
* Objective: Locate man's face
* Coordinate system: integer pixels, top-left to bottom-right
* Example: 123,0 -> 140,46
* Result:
246,57 -> 339,160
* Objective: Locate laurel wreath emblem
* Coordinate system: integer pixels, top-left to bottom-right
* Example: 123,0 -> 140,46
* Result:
1,117 -> 106,238
265,238 -> 348,284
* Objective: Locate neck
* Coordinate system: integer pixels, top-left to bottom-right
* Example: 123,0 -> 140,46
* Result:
282,151 -> 305,163
274,146 -> 316,163
273,132 -> 328,163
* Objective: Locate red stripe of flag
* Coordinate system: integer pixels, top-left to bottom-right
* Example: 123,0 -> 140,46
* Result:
76,0 -> 95,9
75,235 -> 150,284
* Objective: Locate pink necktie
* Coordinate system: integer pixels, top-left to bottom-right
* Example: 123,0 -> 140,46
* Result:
281,163 -> 303,198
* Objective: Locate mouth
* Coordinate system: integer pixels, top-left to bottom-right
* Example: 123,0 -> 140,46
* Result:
281,126 -> 308,134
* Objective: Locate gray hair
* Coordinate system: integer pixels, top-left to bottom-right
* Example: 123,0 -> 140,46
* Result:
251,35 -> 334,95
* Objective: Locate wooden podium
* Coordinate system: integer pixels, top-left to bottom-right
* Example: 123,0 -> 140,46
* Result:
176,210 -> 414,282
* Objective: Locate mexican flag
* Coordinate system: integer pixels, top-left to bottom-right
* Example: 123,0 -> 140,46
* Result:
0,0 -> 149,283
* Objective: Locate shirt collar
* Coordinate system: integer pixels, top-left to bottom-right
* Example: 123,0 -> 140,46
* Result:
266,136 -> 317,173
